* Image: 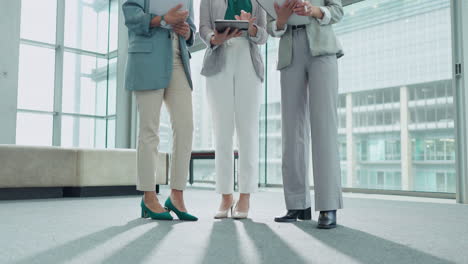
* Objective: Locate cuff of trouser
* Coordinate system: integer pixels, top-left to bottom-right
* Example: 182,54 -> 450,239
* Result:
170,182 -> 186,191
314,193 -> 344,212
137,185 -> 156,192
315,204 -> 344,212
216,186 -> 234,195
238,185 -> 258,194
285,192 -> 312,210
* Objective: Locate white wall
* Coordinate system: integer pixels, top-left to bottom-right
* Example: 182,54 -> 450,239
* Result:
0,0 -> 21,144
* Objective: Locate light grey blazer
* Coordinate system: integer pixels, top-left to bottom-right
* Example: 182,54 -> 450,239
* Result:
199,0 -> 268,82
267,0 -> 344,70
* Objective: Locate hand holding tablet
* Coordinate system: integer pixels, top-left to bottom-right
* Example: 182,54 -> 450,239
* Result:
211,24 -> 243,46
235,10 -> 258,37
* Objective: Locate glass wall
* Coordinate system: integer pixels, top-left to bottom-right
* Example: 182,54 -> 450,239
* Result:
23,0 -> 454,193
188,0 -> 456,193
17,0 -> 118,148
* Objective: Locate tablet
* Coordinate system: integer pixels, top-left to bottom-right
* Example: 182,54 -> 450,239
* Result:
215,20 -> 250,33
256,0 -> 311,26
149,0 -> 191,16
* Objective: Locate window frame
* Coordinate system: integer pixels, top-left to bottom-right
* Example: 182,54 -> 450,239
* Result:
17,0 -> 118,148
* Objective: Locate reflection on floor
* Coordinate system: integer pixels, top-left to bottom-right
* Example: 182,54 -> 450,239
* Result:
1,188 -> 467,264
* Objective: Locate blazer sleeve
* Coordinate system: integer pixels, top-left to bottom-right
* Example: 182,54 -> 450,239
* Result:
122,0 -> 155,37
321,0 -> 344,25
249,7 -> 268,45
186,0 -> 197,47
199,0 -> 217,49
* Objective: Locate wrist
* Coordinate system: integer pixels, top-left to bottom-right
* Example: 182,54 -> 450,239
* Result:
312,7 -> 324,19
185,29 -> 191,40
161,15 -> 168,26
249,24 -> 257,37
276,20 -> 286,30
210,36 -> 218,46
151,15 -> 162,28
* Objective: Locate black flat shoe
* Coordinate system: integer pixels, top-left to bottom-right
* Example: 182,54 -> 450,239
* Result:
317,210 -> 337,229
274,207 -> 312,222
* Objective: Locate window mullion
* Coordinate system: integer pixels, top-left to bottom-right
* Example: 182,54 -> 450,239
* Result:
52,0 -> 65,146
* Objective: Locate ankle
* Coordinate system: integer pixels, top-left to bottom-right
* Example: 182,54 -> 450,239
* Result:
222,194 -> 233,203
144,191 -> 158,202
171,189 -> 183,200
238,193 -> 250,203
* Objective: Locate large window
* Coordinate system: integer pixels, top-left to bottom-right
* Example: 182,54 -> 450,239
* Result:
17,0 -> 118,148
186,0 -> 456,193
335,0 -> 454,192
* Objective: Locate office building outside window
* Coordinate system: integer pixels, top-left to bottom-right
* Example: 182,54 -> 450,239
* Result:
189,0 -> 455,193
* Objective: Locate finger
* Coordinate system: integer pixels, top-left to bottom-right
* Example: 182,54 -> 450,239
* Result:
174,23 -> 186,29
229,29 -> 239,38
169,4 -> 183,12
250,17 -> 257,23
223,27 -> 231,36
175,27 -> 187,33
274,2 -> 280,11
179,10 -> 189,17
293,7 -> 304,12
235,15 -> 241,20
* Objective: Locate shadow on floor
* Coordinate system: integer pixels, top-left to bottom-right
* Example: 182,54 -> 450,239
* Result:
293,221 -> 455,264
199,220 -> 242,264
13,218 -> 178,264
241,219 -> 310,264
199,219 -> 309,264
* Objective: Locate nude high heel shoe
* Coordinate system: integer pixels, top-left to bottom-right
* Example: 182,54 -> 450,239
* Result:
232,200 -> 249,219
214,199 -> 236,219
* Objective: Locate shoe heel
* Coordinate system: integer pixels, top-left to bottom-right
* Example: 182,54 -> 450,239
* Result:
141,208 -> 149,218
299,209 -> 312,220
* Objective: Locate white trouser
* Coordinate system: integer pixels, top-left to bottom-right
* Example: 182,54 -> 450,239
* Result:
206,38 -> 262,194
134,34 -> 193,191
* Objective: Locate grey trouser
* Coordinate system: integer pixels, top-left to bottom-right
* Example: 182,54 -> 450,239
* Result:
280,29 -> 343,211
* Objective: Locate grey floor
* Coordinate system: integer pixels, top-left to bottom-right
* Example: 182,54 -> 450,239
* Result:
1,188 -> 468,264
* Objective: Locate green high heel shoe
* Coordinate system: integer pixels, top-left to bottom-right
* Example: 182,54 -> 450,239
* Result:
140,199 -> 173,220
164,197 -> 198,221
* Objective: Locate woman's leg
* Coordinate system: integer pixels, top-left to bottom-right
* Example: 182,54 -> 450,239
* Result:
135,89 -> 165,212
233,41 -> 262,212
206,59 -> 236,210
164,65 -> 194,212
306,55 -> 343,212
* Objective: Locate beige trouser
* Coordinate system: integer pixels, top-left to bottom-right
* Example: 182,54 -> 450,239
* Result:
134,33 -> 193,191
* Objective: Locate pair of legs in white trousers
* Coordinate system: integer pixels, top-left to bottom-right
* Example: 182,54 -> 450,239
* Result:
206,38 -> 262,195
